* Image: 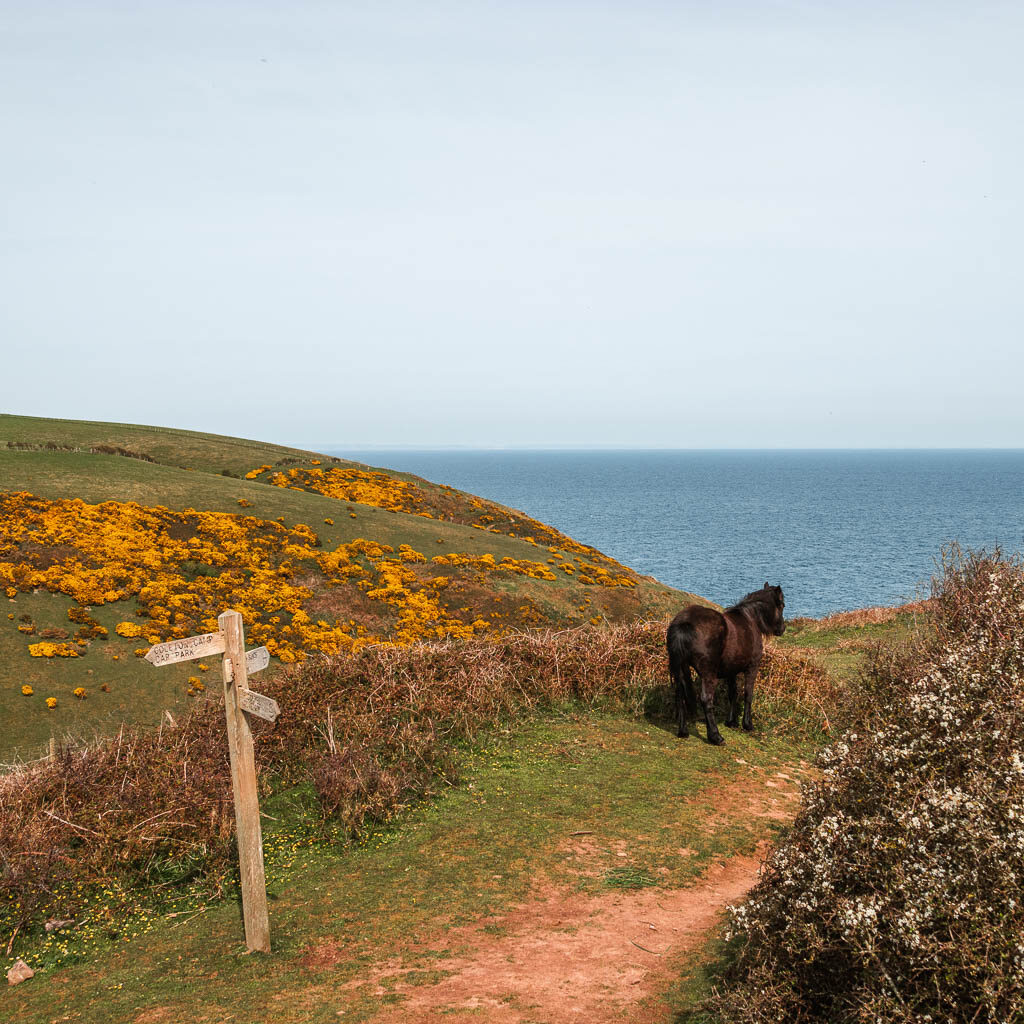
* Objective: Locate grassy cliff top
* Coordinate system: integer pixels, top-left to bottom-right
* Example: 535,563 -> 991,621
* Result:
0,414 -> 700,760
1,413 -> 349,478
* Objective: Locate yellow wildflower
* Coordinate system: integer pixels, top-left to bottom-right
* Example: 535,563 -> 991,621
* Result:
29,642 -> 80,658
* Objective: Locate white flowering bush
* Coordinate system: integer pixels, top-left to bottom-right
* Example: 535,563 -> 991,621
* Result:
715,549 -> 1024,1024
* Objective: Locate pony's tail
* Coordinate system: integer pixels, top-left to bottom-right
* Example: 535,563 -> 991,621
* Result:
666,620 -> 694,682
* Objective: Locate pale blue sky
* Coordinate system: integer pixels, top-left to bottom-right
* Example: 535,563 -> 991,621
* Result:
2,1 -> 1021,448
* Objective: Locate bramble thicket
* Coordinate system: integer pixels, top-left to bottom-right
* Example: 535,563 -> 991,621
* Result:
714,549 -> 1024,1024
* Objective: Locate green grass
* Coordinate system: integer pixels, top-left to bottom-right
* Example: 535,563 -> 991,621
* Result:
3,708 -> 810,1024
603,865 -> 661,889
774,609 -> 930,685
1,412 -> 354,480
0,590 -> 208,761
660,933 -> 734,1024
781,611 -> 926,649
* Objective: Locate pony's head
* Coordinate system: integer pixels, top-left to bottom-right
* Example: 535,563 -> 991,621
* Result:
734,583 -> 786,635
762,582 -> 786,635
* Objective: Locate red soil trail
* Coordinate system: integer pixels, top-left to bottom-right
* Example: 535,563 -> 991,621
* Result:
322,768 -> 804,1023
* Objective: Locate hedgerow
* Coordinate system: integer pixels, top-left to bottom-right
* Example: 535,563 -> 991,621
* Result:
714,548 -> 1024,1024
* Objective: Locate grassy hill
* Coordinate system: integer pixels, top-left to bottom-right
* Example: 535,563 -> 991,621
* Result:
0,413 -> 698,761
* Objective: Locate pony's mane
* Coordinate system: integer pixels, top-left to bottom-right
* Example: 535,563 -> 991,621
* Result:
727,588 -> 774,613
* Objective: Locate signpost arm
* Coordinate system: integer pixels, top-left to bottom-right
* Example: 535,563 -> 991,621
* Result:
219,610 -> 271,953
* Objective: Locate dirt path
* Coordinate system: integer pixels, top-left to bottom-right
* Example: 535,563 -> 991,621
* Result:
330,767 -> 804,1023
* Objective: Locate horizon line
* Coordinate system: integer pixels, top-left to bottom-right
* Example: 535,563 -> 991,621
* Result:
310,444 -> 1024,453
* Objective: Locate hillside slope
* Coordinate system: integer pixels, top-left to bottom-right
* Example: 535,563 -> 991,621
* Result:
0,414 -> 700,759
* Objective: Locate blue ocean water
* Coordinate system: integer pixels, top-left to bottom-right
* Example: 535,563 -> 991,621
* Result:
331,450 -> 1024,619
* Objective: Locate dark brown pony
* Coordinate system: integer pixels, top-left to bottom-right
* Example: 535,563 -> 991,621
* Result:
666,584 -> 785,744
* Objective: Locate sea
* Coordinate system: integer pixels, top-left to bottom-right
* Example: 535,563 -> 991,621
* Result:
330,450 -> 1024,620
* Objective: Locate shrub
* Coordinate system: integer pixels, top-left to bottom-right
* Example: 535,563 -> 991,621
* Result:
311,717 -> 458,832
714,548 -> 1024,1024
0,717 -> 235,928
37,627 -> 69,640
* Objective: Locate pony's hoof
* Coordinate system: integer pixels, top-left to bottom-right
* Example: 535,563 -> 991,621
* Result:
742,722 -> 753,732
725,719 -> 739,729
677,731 -> 689,739
707,733 -> 726,746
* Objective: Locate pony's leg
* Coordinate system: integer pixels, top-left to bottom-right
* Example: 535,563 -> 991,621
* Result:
684,670 -> 699,724
742,656 -> 762,731
725,675 -> 740,728
695,664 -> 725,745
669,648 -> 690,738
674,665 -> 690,738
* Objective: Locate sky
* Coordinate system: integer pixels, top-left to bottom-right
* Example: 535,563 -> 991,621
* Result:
2,1 -> 1022,449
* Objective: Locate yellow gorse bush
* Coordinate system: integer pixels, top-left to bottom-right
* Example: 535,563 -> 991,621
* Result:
249,465 -> 416,511
247,464 -> 638,584
28,642 -> 80,658
1,490 -> 632,666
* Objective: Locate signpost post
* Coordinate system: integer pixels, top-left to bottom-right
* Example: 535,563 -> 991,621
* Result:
145,610 -> 277,953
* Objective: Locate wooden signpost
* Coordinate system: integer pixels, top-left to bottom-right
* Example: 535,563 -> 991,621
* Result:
145,610 -> 277,953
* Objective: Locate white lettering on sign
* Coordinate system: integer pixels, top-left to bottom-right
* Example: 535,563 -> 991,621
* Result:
245,646 -> 270,675
238,689 -> 280,723
145,631 -> 226,667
